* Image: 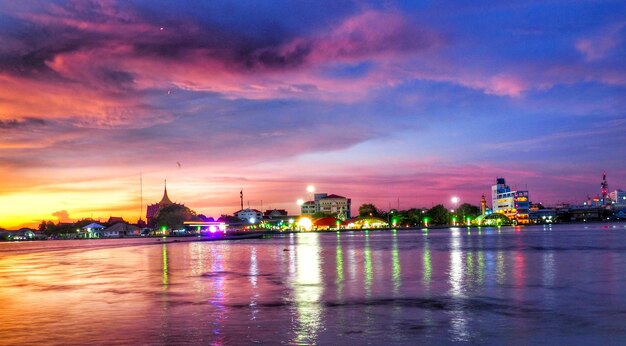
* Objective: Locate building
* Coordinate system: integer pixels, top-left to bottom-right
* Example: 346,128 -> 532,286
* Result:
146,182 -> 185,227
491,178 -> 530,224
318,194 -> 351,219
102,223 -> 140,238
82,222 -> 105,232
300,201 -> 316,216
264,209 -> 288,218
610,189 -> 626,206
300,193 -> 352,219
235,208 -> 263,223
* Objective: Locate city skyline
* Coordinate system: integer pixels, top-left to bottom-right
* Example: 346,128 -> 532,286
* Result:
1,1 -> 625,229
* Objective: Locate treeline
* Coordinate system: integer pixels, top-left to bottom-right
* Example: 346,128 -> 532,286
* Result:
357,203 -> 481,226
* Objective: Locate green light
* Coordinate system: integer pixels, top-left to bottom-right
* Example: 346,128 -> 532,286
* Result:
392,232 -> 401,293
336,237 -> 344,284
423,242 -> 431,285
364,236 -> 372,295
162,244 -> 168,286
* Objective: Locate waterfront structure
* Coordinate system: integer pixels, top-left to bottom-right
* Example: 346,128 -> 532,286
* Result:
610,189 -> 626,206
345,216 -> 388,229
318,194 -> 351,219
300,201 -> 316,216
491,178 -> 530,224
312,217 -> 346,230
102,223 -> 140,238
300,192 -> 352,219
106,216 -> 125,225
264,209 -> 288,217
146,182 -> 186,227
235,208 -> 263,222
81,222 -> 105,232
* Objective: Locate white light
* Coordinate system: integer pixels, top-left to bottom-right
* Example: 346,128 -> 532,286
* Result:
249,217 -> 256,224
297,217 -> 313,231
297,199 -> 305,206
307,185 -> 315,193
451,196 -> 460,205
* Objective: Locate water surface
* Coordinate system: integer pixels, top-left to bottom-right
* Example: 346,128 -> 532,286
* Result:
2,224 -> 626,344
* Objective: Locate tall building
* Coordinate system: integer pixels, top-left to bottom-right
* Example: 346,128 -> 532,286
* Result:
491,178 -> 530,224
610,189 -> 626,206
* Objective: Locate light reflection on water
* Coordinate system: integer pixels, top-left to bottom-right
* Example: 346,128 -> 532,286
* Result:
2,224 -> 626,344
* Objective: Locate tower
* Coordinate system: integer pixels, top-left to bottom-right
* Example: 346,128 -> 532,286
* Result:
240,189 -> 244,211
480,194 -> 487,215
601,172 -> 609,205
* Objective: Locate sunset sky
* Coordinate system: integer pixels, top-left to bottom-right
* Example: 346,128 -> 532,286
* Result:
1,1 -> 625,229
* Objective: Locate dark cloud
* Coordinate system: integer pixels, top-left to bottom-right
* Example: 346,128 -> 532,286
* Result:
0,117 -> 46,129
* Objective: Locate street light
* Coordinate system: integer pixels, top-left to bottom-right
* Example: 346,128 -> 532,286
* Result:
451,196 -> 460,208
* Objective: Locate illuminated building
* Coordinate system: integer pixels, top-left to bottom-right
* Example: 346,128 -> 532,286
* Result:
610,189 -> 626,206
491,178 -> 530,224
300,193 -> 352,219
235,208 -> 263,222
318,194 -> 352,219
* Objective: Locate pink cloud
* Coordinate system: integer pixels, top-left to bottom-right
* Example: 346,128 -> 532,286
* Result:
576,22 -> 626,61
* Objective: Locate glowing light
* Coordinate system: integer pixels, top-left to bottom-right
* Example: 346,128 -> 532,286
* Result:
297,217 -> 312,231
297,199 -> 305,206
249,217 -> 256,224
307,185 -> 315,193
209,225 -> 217,233
451,196 -> 460,205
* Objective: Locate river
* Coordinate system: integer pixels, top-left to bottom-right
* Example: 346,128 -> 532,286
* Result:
1,223 -> 626,344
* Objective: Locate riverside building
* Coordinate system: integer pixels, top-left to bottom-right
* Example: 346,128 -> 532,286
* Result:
491,178 -> 530,224
300,193 -> 352,219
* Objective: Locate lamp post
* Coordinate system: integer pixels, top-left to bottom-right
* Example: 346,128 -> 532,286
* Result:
451,196 -> 460,226
307,185 -> 315,201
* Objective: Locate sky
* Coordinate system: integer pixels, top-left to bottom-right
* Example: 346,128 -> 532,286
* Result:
1,0 -> 625,229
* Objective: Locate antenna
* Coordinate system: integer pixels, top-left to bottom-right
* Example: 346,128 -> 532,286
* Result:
140,172 -> 143,222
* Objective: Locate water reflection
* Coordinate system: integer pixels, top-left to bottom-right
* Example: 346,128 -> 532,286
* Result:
423,233 -> 432,287
391,231 -> 401,294
335,233 -> 344,294
162,243 -> 169,286
292,233 -> 324,344
448,228 -> 469,341
364,232 -> 373,296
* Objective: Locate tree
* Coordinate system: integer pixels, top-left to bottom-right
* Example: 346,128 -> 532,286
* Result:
313,212 -> 335,219
359,203 -> 382,217
456,203 -> 481,219
426,204 -> 450,225
218,214 -> 241,224
154,204 -> 198,230
405,208 -> 424,226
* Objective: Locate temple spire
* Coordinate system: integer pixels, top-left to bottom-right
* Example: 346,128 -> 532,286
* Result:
160,179 -> 172,205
